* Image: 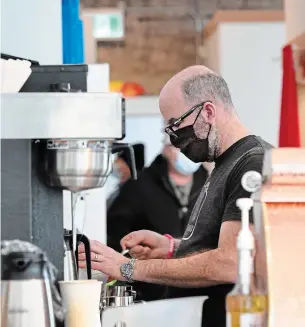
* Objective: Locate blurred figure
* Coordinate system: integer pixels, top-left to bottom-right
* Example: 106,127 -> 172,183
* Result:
106,135 -> 209,301
107,143 -> 145,209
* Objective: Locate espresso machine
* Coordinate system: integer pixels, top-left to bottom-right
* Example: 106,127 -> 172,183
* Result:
1,54 -> 137,280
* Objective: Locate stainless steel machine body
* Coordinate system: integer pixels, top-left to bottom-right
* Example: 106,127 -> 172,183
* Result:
1,91 -> 128,278
1,92 -> 124,140
44,139 -> 113,192
100,284 -> 146,324
101,285 -> 137,311
1,93 -> 136,192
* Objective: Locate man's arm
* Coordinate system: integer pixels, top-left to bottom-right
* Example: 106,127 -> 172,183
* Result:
132,221 -> 239,287
86,151 -> 263,284
132,152 -> 262,287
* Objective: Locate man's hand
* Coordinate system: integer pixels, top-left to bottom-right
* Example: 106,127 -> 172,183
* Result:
78,240 -> 129,281
128,222 -> 240,287
120,230 -> 170,260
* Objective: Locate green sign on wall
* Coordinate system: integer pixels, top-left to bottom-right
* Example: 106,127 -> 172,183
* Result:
93,12 -> 124,39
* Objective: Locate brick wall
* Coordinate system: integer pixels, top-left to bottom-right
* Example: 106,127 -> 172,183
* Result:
81,0 -> 283,94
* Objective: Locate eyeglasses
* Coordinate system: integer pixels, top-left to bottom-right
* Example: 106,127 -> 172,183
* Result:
164,101 -> 211,139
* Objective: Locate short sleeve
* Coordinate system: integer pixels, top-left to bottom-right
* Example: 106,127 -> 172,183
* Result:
221,152 -> 264,224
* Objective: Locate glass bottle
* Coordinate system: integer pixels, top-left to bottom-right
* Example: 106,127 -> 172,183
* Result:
226,198 -> 268,327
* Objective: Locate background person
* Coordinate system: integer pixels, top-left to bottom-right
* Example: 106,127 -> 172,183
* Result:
107,143 -> 145,209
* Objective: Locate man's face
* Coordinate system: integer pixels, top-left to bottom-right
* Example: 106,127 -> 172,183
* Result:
162,144 -> 179,166
192,109 -> 221,162
160,95 -> 194,131
113,158 -> 131,184
160,96 -> 221,162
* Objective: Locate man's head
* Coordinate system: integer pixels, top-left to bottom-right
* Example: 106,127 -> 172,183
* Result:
160,65 -> 237,162
113,157 -> 131,184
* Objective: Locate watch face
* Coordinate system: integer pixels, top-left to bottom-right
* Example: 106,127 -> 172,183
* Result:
124,263 -> 132,275
121,260 -> 135,281
121,262 -> 133,277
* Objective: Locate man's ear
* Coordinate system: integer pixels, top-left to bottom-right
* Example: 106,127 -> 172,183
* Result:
203,102 -> 216,122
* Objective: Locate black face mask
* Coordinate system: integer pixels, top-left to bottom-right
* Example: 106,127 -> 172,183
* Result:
170,124 -> 211,163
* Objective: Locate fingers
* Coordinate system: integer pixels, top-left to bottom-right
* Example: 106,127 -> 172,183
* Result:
120,231 -> 146,250
120,233 -> 132,250
78,249 -> 107,268
78,261 -> 86,268
78,260 -> 102,271
78,244 -> 122,279
129,245 -> 145,256
78,251 -> 101,261
78,243 -> 118,265
78,247 -> 151,262
78,240 -> 104,254
130,245 -> 151,259
78,243 -> 85,253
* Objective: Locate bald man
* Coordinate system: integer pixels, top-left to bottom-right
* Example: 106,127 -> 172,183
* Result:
79,66 -> 273,326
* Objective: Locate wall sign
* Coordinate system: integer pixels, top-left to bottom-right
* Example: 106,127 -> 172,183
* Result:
92,10 -> 124,40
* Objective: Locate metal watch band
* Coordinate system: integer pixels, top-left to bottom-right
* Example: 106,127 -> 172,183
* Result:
121,258 -> 137,283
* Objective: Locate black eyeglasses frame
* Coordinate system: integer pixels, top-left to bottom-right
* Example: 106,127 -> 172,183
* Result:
164,101 -> 212,139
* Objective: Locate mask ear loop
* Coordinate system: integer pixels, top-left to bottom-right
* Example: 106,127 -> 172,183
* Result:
193,104 -> 204,123
170,101 -> 211,139
192,104 -> 210,142
193,100 -> 215,127
190,104 -> 205,139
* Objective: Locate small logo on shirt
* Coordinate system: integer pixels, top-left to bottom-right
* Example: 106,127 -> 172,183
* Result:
182,181 -> 210,241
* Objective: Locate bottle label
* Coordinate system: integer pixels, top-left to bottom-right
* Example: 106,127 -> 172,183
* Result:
240,313 -> 264,327
226,313 -> 232,327
226,313 -> 264,327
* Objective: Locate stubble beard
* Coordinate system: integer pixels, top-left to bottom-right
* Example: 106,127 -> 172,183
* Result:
207,126 -> 221,162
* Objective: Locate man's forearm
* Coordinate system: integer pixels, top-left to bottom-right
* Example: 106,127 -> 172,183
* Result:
133,249 -> 237,287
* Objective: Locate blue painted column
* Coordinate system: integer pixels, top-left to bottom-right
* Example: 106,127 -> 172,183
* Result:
62,0 -> 84,64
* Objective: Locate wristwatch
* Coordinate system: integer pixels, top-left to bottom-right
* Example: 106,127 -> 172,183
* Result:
120,258 -> 137,283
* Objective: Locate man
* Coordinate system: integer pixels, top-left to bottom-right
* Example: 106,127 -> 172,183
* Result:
79,66 -> 272,326
107,136 -> 208,300
107,143 -> 145,209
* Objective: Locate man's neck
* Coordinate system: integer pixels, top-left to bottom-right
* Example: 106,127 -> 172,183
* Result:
168,166 -> 193,186
219,117 -> 250,155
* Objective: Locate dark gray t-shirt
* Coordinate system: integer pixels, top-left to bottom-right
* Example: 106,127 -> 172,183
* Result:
168,135 -> 273,327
